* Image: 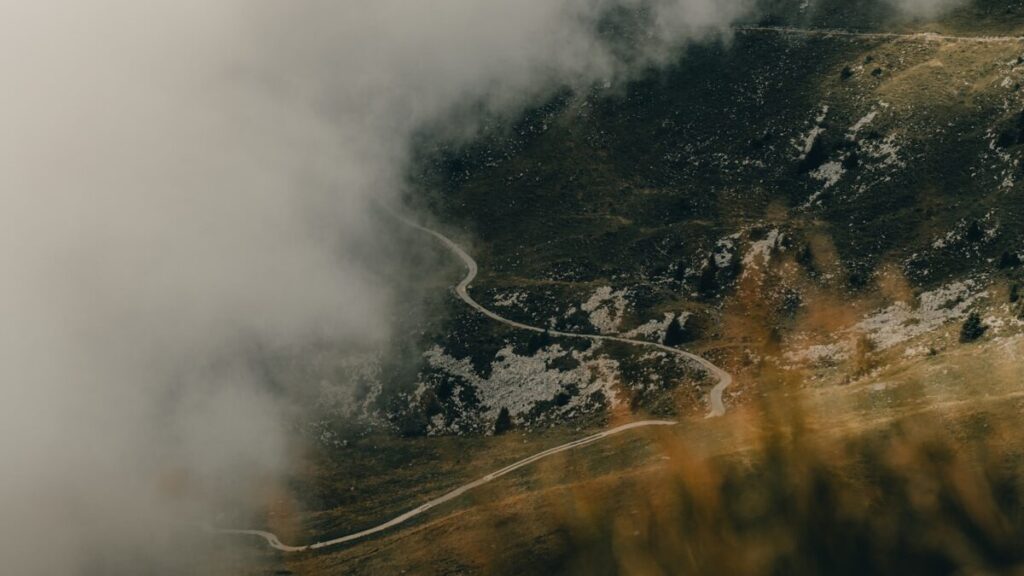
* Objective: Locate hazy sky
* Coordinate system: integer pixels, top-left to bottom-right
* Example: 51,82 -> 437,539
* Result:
0,2 -> 756,573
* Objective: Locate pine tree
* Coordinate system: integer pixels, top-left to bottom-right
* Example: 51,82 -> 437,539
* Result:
796,242 -> 815,272
798,135 -> 831,174
698,258 -> 718,297
526,329 -> 552,355
965,221 -> 985,243
663,314 -> 687,347
999,251 -> 1022,269
960,312 -> 988,343
493,407 -> 513,435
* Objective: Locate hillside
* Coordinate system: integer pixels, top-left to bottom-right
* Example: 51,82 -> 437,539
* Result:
223,2 -> 1024,574
387,3 -> 1024,436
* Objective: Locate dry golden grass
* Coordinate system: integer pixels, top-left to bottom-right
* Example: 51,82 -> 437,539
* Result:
272,384 -> 1024,575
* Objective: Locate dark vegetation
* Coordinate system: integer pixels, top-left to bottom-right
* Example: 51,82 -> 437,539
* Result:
960,312 -> 989,343
548,411 -> 1024,576
662,314 -> 687,347
493,407 -> 513,435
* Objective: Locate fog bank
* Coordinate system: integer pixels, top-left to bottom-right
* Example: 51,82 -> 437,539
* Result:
888,0 -> 969,17
0,1 -> 753,573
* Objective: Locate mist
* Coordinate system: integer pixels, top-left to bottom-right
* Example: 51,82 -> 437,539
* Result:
887,0 -> 969,17
0,1 -> 762,573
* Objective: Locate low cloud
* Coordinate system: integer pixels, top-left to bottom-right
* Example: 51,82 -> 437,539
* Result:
0,1 -> 752,573
886,0 -> 968,17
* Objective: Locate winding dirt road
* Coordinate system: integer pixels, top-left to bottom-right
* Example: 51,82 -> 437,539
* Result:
214,210 -> 732,552
392,211 -> 733,418
737,25 -> 1024,44
213,419 -> 677,552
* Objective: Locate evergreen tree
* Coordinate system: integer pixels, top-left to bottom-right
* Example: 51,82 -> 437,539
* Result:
493,407 -> 513,435
673,263 -> 687,282
798,135 -> 831,174
960,312 -> 988,343
796,242 -> 815,272
698,258 -> 718,297
663,314 -> 687,347
526,329 -> 552,355
999,251 -> 1022,269
965,220 -> 985,243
